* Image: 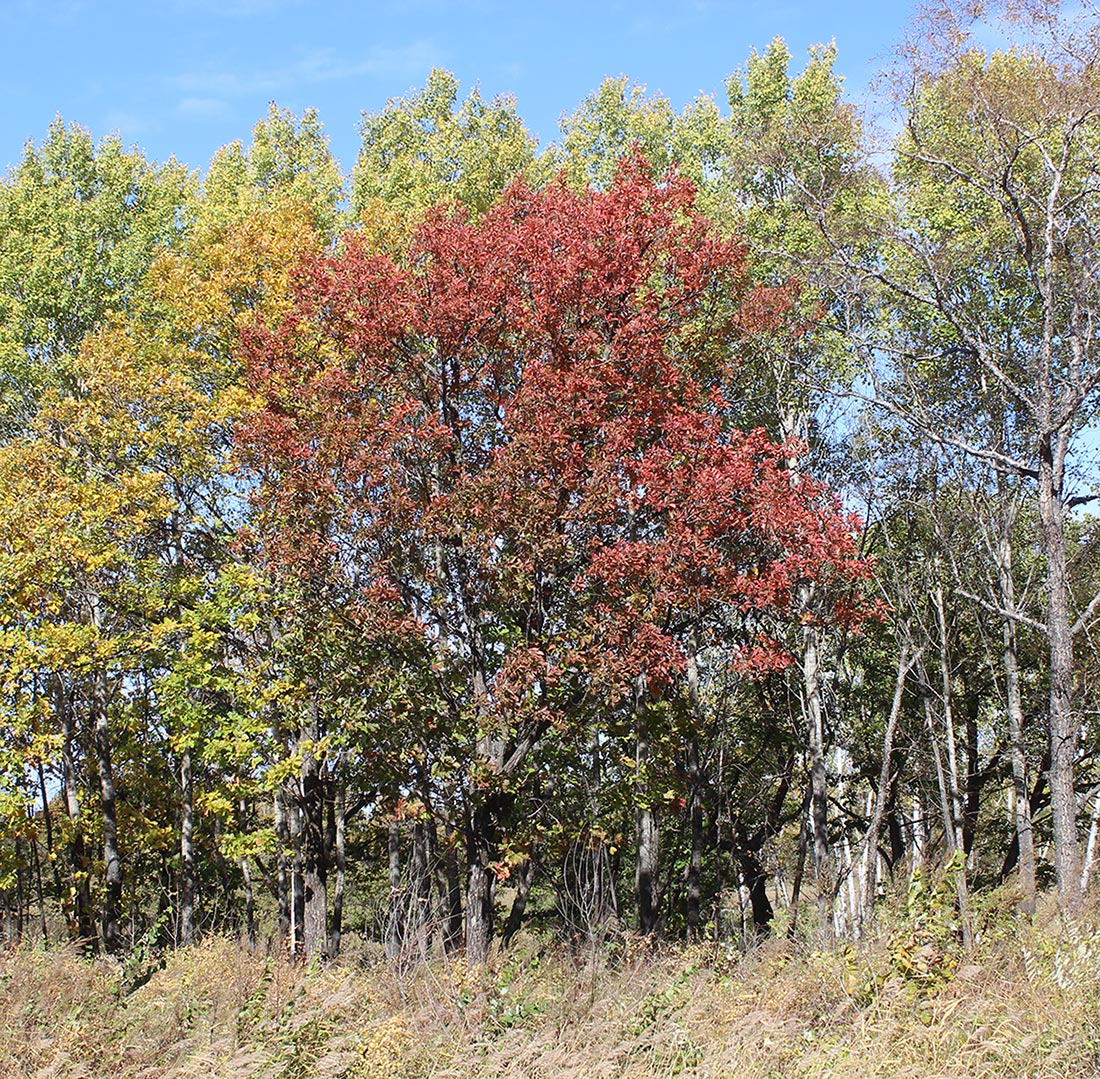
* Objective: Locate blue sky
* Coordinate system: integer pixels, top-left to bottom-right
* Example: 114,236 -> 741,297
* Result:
1,0 -> 911,176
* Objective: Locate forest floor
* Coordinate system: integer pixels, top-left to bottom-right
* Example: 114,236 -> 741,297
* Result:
4,890 -> 1100,1079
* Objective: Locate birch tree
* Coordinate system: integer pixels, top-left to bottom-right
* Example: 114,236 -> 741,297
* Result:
862,0 -> 1100,913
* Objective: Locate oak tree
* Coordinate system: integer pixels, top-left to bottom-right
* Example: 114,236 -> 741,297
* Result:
241,159 -> 872,960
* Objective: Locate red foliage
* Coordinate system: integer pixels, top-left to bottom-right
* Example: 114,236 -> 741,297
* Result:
238,158 -> 872,720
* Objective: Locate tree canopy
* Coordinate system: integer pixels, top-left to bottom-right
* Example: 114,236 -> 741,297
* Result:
2,4 -> 1100,962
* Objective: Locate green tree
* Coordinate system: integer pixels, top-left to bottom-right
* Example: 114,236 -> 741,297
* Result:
0,119 -> 192,433
555,76 -> 728,197
352,68 -> 541,245
865,0 -> 1100,913
199,104 -> 345,242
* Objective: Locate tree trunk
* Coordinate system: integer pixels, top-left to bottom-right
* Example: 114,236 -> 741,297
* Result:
409,821 -> 431,959
634,673 -> 661,935
997,529 -> 1037,914
862,641 -> 919,927
1038,442 -> 1082,914
238,797 -> 256,947
328,781 -> 345,959
635,801 -> 660,935
932,584 -> 967,857
299,696 -> 328,961
57,679 -> 94,951
465,859 -> 493,966
685,646 -> 705,940
274,787 -> 292,952
465,800 -> 497,966
179,745 -> 195,947
13,837 -> 26,942
30,834 -> 47,942
923,694 -> 972,947
501,857 -> 536,948
1080,788 -> 1100,893
781,407 -> 832,944
963,686 -> 981,861
37,759 -> 62,932
929,587 -> 972,946
92,668 -> 121,954
802,607 -> 832,944
387,820 -> 403,958
685,737 -> 704,941
886,778 -> 906,869
787,792 -> 810,940
733,821 -> 773,937
434,820 -> 464,955
290,801 -> 305,954
1001,751 -> 1049,881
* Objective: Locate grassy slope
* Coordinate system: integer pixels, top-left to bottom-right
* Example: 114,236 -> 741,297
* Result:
5,897 -> 1100,1079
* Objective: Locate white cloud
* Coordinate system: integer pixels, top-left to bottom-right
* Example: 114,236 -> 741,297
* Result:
357,40 -> 445,78
101,109 -> 156,142
167,69 -> 281,98
166,39 -> 444,103
177,96 -> 227,116
167,0 -> 305,15
6,0 -> 89,24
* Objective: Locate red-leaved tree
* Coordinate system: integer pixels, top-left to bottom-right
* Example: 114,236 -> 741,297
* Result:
239,158 -> 872,962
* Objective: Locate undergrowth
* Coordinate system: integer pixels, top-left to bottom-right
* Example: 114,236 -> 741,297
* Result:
4,894 -> 1100,1078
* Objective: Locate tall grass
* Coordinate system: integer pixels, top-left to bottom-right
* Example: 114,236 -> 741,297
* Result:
4,895 -> 1100,1078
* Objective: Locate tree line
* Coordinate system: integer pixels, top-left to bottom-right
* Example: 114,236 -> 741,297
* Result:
1,0 -> 1099,963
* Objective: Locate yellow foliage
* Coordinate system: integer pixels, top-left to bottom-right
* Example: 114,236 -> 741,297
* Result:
348,1013 -> 412,1079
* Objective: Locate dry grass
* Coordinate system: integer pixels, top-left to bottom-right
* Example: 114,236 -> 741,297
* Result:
4,901 -> 1100,1078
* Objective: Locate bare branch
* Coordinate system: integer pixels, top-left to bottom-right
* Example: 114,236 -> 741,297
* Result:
955,587 -> 1048,635
1071,586 -> 1100,638
831,382 -> 1038,479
